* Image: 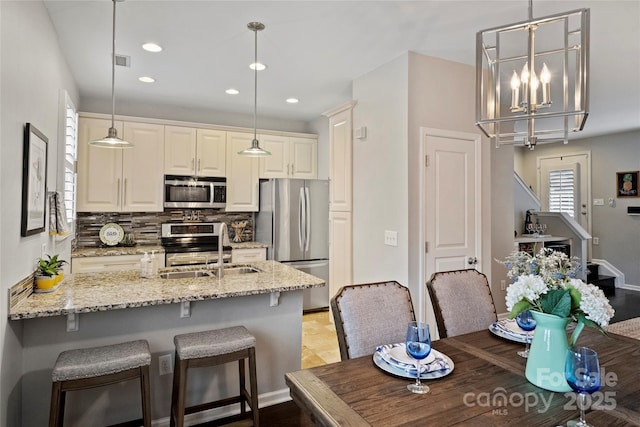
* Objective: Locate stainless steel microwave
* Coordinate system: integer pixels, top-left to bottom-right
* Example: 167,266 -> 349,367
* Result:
164,175 -> 226,209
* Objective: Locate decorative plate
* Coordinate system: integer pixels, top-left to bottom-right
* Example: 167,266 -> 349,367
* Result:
489,319 -> 534,344
99,222 -> 124,246
373,344 -> 454,380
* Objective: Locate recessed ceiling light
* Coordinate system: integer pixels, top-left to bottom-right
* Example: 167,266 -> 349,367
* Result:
249,62 -> 267,71
225,88 -> 240,95
138,76 -> 155,83
142,43 -> 162,53
286,98 -> 299,104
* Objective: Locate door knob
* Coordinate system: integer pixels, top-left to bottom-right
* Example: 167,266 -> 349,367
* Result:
468,257 -> 478,265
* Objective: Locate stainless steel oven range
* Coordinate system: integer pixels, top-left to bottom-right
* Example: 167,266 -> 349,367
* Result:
161,222 -> 231,268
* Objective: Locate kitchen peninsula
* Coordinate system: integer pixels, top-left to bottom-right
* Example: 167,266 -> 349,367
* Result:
10,261 -> 324,426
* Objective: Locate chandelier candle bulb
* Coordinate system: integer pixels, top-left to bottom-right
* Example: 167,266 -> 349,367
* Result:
511,71 -> 521,109
540,63 -> 551,105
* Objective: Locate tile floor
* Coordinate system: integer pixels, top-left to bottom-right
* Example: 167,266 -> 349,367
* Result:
301,310 -> 341,369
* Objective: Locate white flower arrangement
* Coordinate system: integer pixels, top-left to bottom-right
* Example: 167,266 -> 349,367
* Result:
501,248 -> 615,343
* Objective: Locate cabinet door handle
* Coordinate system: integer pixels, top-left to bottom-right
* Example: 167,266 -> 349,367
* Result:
123,178 -> 127,206
198,159 -> 201,172
191,158 -> 195,171
116,178 -> 121,206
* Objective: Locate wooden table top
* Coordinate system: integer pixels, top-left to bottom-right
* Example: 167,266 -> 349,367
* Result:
285,327 -> 640,426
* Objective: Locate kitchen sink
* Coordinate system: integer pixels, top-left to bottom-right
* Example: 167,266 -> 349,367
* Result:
159,270 -> 212,279
216,266 -> 260,275
160,266 -> 260,279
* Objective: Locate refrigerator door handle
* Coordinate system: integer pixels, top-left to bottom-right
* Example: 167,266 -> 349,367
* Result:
304,186 -> 311,253
298,187 -> 305,252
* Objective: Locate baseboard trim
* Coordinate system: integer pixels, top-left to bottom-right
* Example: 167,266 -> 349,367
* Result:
618,284 -> 640,291
150,388 -> 291,427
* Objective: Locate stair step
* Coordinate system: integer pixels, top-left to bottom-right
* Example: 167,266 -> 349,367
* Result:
590,275 -> 615,297
586,263 -> 600,282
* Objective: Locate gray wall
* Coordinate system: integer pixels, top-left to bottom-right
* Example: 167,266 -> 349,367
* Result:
1,1 -> 80,425
516,130 -> 640,287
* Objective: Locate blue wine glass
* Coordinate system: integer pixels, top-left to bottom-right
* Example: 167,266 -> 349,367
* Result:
564,346 -> 601,427
405,321 -> 432,394
516,310 -> 536,358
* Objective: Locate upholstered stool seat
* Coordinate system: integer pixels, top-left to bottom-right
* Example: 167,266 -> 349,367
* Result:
170,326 -> 259,427
49,339 -> 152,427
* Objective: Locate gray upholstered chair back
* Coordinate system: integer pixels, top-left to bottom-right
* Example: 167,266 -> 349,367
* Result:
330,281 -> 416,360
427,269 -> 497,339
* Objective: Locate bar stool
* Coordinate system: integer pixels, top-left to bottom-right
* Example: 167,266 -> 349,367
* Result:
49,339 -> 152,427
170,326 -> 259,427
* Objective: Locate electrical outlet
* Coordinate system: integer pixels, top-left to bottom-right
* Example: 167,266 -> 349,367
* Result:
159,354 -> 173,376
593,237 -> 599,245
384,230 -> 398,247
41,243 -> 47,259
500,280 -> 506,291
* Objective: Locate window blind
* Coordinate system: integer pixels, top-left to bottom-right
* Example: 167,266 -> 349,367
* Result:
548,169 -> 575,217
63,98 -> 78,224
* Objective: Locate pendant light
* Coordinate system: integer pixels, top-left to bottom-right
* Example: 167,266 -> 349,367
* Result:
238,22 -> 271,156
89,0 -> 133,147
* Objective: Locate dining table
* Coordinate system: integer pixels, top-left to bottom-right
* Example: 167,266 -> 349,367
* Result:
285,325 -> 640,426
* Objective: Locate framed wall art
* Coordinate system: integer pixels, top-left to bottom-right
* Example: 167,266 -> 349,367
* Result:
21,123 -> 48,236
616,171 -> 639,198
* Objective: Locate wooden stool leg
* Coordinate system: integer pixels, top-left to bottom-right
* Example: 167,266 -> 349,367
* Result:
173,358 -> 189,427
140,365 -> 152,427
169,352 -> 180,427
238,358 -> 246,416
248,347 -> 259,427
48,381 -> 64,427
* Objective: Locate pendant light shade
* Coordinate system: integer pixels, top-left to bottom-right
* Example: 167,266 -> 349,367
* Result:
238,22 -> 270,157
89,0 -> 132,148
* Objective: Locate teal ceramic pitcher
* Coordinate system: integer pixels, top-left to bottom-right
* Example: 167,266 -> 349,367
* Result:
525,311 -> 573,392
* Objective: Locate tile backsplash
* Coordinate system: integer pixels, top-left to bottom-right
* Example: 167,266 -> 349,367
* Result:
75,210 -> 253,248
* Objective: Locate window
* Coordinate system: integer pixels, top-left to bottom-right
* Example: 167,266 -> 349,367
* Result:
548,168 -> 575,217
63,93 -> 78,227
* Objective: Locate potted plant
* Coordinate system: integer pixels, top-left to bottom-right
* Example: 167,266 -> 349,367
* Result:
35,254 -> 67,291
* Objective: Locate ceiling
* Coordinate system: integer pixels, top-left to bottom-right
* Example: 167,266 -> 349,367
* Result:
44,1 -> 639,139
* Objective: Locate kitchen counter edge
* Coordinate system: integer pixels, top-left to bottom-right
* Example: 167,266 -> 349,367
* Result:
9,260 -> 323,320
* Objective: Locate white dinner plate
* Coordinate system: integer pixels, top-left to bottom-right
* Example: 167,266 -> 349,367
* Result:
386,343 -> 436,366
373,345 -> 454,380
488,319 -> 534,344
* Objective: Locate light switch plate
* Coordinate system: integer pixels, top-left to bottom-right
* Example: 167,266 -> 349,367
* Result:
593,198 -> 604,206
384,230 -> 398,247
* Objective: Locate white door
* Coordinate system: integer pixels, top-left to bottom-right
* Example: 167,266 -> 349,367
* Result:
423,128 -> 482,338
538,153 -> 590,233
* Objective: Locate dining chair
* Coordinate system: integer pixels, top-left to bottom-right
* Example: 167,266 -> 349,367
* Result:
427,269 -> 497,339
331,281 -> 416,360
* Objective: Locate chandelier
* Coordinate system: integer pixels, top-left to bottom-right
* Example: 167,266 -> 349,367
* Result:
476,2 -> 589,149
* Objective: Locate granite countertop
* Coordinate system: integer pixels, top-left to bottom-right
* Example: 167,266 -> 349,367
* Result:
9,261 -> 324,320
72,242 -> 266,258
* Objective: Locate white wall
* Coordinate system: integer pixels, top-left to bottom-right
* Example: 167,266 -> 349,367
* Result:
1,2 -> 79,425
351,54 -> 409,288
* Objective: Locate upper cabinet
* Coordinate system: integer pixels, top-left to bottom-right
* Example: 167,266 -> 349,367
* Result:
258,135 -> 317,179
164,126 -> 225,177
77,118 -> 165,212
226,132 -> 260,211
328,108 -> 353,211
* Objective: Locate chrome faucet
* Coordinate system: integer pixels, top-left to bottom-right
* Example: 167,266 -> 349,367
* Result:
217,222 -> 227,279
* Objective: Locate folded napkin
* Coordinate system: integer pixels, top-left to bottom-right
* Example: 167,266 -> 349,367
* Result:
494,319 -> 534,340
375,344 -> 450,374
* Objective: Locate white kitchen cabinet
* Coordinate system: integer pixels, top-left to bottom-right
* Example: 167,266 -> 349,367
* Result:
329,211 -> 352,306
327,107 -> 352,211
77,118 -> 165,212
231,248 -> 266,263
71,254 -> 165,273
225,132 -> 260,212
258,135 -> 317,179
164,126 -> 226,177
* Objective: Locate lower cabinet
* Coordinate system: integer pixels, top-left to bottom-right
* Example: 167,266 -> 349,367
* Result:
329,211 -> 352,303
231,248 -> 267,263
71,254 -> 165,273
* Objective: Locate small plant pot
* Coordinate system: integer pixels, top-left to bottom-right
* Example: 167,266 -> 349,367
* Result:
55,272 -> 64,284
35,275 -> 58,292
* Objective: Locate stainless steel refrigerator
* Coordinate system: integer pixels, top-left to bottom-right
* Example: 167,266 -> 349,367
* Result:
255,179 -> 329,311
